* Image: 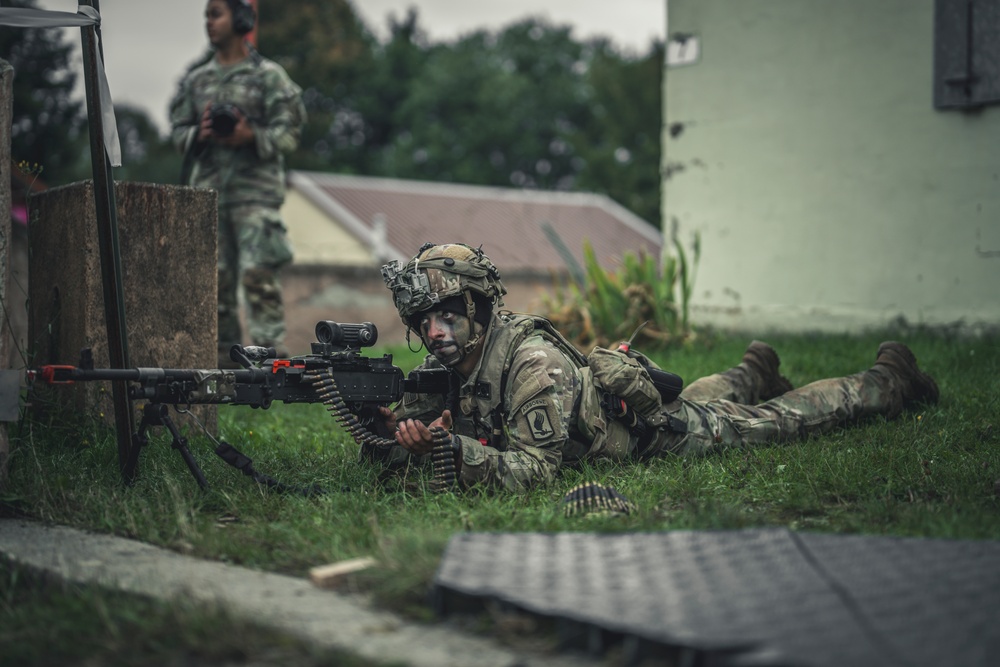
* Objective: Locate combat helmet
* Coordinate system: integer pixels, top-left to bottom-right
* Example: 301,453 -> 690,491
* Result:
381,243 -> 506,352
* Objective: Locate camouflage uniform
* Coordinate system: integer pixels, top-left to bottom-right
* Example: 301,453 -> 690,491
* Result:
376,244 -> 938,493
168,48 -> 305,351
374,313 -> 599,490
647,360 -> 917,457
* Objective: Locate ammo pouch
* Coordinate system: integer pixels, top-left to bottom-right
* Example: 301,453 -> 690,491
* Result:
585,346 -> 686,457
587,347 -> 669,418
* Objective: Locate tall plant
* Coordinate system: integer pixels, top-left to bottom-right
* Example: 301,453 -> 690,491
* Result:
540,233 -> 700,352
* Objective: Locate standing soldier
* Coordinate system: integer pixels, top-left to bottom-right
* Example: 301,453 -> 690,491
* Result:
169,0 -> 305,363
372,243 -> 940,493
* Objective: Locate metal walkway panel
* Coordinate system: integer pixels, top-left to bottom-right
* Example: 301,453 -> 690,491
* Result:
800,532 -> 1000,667
432,529 -> 1000,666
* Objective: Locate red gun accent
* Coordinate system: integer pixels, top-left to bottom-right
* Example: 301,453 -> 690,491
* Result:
40,365 -> 77,384
271,360 -> 306,374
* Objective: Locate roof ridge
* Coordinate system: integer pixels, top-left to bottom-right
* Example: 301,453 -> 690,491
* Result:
293,170 -> 627,211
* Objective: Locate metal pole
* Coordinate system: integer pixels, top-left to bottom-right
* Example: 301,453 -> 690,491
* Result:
78,0 -> 136,482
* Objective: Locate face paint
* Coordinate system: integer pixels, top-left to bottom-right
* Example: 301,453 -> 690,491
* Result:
419,310 -> 473,367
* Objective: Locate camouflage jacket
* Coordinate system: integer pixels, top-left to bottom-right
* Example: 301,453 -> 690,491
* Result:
369,314 -> 632,492
168,49 -> 305,207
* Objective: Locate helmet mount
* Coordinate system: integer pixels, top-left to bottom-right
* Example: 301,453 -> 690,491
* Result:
382,243 -> 506,360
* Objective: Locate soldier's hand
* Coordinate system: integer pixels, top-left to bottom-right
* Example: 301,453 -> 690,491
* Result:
396,410 -> 453,456
429,410 -> 453,434
216,109 -> 254,148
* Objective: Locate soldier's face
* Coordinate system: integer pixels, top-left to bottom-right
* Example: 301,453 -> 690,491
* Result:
418,310 -> 472,367
205,0 -> 235,47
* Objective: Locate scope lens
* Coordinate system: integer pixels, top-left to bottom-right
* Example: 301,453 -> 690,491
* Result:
315,321 -> 339,344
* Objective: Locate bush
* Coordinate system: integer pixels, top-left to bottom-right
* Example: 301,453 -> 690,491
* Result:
540,233 -> 700,352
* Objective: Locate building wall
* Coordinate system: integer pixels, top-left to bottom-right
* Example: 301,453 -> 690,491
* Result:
281,189 -> 374,267
664,0 -> 1000,333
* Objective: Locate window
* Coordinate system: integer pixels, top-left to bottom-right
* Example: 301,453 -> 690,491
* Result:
934,0 -> 1000,109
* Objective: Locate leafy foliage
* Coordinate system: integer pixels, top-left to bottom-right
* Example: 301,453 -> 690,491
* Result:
262,6 -> 664,225
259,0 -> 377,172
4,1 -> 665,226
540,232 -> 701,351
571,40 -> 665,223
1,0 -> 86,186
111,105 -> 183,185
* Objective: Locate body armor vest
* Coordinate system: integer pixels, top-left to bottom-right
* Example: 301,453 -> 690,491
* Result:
455,313 -> 631,459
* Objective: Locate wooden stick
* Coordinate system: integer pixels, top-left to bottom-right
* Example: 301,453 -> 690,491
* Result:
309,557 -> 377,588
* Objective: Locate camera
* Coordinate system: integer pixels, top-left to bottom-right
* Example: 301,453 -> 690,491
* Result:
208,103 -> 242,137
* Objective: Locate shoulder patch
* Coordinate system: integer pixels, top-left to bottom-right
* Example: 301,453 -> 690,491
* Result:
524,404 -> 555,440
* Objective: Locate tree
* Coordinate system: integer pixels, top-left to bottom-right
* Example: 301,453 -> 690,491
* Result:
111,105 -> 182,185
0,0 -> 86,185
258,0 -> 376,172
573,40 -> 665,225
258,2 -> 665,227
381,18 -> 592,190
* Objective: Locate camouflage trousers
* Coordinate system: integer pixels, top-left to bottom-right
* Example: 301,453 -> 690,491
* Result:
218,203 -> 294,352
644,361 -> 906,456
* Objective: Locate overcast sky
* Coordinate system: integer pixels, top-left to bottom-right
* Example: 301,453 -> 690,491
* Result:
32,0 -> 665,134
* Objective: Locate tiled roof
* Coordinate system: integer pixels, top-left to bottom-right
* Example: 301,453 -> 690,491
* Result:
288,172 -> 662,274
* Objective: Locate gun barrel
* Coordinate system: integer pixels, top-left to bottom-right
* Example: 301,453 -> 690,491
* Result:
39,365 -> 268,385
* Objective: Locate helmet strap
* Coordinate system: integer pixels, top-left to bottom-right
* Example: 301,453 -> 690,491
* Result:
461,291 -> 483,357
405,327 -> 424,354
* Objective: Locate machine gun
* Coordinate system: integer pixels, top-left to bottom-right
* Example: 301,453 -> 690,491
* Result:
29,321 -> 451,493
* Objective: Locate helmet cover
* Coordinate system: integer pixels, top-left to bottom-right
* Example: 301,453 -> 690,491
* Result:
382,243 -> 506,326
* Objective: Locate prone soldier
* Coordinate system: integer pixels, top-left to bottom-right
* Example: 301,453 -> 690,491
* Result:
369,243 -> 939,493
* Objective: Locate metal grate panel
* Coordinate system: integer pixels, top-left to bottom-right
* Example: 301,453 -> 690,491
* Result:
433,529 -> 1000,666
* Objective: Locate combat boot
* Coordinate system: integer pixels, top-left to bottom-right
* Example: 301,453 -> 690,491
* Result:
742,340 -> 794,401
873,341 -> 939,406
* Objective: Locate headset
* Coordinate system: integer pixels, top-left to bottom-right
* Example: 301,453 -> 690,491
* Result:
228,0 -> 256,36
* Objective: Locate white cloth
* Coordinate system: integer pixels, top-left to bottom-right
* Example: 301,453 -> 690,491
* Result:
0,5 -> 121,166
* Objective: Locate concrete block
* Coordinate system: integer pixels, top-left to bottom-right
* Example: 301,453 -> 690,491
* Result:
28,181 -> 218,433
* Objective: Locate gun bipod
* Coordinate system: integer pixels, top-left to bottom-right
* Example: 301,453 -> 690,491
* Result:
128,403 -> 210,489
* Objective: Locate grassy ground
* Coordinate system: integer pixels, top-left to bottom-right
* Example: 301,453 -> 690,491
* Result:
2,328 -> 999,660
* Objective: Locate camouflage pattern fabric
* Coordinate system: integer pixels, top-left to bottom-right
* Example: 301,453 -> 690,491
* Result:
647,366 -> 909,457
454,332 -> 582,490
168,49 -> 305,207
368,314 -> 595,492
168,48 -> 304,350
217,204 -> 291,349
377,317 -> 920,492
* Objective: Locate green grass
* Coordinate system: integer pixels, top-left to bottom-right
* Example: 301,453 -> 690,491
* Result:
3,331 -> 1000,633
